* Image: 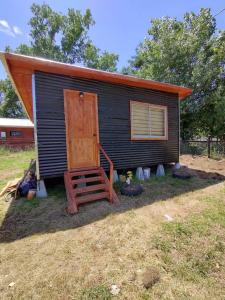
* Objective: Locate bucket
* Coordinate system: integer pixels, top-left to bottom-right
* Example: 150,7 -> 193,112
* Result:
143,168 -> 151,179
136,167 -> 144,181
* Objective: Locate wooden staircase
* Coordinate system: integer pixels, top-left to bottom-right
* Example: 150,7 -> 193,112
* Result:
64,145 -> 119,214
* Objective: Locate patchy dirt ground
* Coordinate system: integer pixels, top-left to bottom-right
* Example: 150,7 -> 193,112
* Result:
181,154 -> 225,176
0,153 -> 225,299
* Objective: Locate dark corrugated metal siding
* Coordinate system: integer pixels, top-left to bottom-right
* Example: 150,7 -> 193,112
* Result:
35,71 -> 179,178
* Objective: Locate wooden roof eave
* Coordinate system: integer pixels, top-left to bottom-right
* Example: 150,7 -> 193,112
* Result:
0,53 -> 33,120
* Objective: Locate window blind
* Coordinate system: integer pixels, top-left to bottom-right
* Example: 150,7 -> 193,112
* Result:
131,101 -> 167,139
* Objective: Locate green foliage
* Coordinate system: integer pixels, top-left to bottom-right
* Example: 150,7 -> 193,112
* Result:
84,44 -> 118,71
127,8 -> 225,139
201,86 -> 225,137
0,3 -> 119,118
0,78 -> 26,118
29,4 -> 92,63
81,285 -> 112,300
28,3 -> 118,69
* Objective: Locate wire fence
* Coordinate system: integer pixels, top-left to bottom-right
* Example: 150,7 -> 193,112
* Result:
181,140 -> 225,159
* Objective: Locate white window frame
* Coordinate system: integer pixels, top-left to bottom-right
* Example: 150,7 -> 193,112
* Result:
130,100 -> 168,140
0,131 -> 6,139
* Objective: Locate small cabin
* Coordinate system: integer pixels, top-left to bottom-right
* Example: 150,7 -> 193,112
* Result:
0,117 -> 34,148
0,52 -> 192,212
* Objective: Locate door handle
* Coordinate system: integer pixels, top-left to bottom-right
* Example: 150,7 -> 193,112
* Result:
93,134 -> 97,137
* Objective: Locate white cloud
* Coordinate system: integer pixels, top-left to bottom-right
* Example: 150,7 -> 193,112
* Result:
0,19 -> 23,37
13,26 -> 23,35
0,20 -> 10,29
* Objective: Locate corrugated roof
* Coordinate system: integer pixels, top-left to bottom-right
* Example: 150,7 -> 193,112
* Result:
0,118 -> 34,128
0,52 -> 193,120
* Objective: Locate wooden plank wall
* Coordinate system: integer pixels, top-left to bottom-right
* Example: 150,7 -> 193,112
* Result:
0,127 -> 34,147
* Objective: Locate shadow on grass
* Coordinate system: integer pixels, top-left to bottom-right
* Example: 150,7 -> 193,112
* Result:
0,168 -> 225,243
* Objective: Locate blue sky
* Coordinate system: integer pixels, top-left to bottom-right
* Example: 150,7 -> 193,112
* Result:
0,0 -> 225,79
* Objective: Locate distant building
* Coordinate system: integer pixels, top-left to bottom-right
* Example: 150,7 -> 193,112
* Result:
0,118 -> 34,147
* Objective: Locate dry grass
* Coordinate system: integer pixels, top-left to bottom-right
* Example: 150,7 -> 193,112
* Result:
0,152 -> 225,299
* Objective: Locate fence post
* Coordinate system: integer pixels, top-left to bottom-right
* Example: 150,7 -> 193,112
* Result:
207,136 -> 211,158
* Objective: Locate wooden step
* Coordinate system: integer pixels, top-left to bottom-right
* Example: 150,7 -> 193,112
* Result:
76,191 -> 109,205
64,165 -> 119,214
72,175 -> 103,185
75,183 -> 107,195
69,169 -> 101,177
69,166 -> 99,172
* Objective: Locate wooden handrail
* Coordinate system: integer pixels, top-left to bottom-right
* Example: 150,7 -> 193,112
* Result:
98,143 -> 113,201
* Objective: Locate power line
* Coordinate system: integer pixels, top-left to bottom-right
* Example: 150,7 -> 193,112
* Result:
214,8 -> 225,18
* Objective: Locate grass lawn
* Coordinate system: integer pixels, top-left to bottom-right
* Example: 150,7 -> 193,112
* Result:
0,149 -> 225,299
0,147 -> 35,191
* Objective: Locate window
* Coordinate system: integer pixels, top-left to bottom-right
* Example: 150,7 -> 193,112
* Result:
0,131 -> 6,139
10,131 -> 22,137
130,101 -> 168,140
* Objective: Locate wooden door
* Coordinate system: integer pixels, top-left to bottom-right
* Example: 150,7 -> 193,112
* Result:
64,90 -> 99,170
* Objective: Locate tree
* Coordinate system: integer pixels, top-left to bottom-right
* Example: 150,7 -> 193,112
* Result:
83,44 -> 119,72
201,87 -> 225,138
28,3 -> 118,68
126,8 -> 225,139
0,79 -> 26,118
0,3 -> 119,118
